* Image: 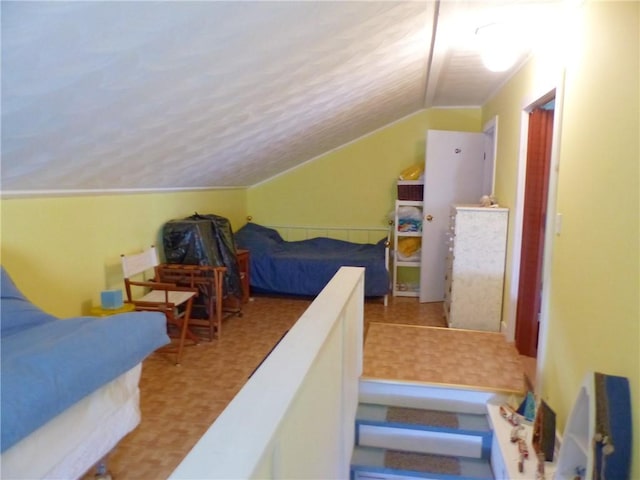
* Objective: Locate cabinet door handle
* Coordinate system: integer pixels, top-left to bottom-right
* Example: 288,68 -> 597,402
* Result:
425,214 -> 434,222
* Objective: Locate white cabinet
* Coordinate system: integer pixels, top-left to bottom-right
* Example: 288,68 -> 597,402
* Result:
392,200 -> 423,297
444,205 -> 508,331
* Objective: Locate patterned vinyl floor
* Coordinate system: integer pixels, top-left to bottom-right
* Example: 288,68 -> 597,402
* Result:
363,323 -> 525,393
84,295 -> 527,479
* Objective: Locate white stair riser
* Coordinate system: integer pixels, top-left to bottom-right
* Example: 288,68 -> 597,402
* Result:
358,425 -> 484,458
359,380 -> 506,415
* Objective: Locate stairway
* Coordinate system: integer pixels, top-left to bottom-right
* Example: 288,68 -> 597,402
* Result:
350,379 -> 508,480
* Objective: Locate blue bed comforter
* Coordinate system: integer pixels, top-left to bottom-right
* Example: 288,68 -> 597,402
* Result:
0,267 -> 169,452
235,223 -> 389,297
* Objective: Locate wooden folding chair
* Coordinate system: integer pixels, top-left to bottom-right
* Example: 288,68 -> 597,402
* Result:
121,246 -> 198,365
155,264 -> 227,341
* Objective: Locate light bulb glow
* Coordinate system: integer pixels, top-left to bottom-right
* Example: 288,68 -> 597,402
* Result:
476,23 -> 523,72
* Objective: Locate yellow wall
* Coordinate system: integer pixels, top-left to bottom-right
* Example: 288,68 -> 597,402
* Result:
484,1 -> 639,476
247,108 -> 482,228
482,49 -> 563,338
2,3 -> 637,473
1,189 -> 246,317
547,2 -> 639,476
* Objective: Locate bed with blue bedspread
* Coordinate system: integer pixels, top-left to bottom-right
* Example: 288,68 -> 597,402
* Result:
0,267 -> 169,479
234,222 -> 390,298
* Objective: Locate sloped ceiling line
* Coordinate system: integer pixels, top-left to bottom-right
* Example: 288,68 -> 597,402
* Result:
1,1 -> 560,196
423,0 -> 441,107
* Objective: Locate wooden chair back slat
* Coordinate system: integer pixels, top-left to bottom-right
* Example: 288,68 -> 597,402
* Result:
121,246 -> 159,279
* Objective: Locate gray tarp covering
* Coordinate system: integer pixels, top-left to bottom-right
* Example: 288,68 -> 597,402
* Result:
162,213 -> 243,301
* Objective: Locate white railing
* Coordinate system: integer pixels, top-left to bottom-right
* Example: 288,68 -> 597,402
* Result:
265,223 -> 389,244
170,267 -> 365,480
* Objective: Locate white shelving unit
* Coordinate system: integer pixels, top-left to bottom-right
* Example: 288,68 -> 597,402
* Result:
555,371 -> 631,480
556,385 -> 590,479
392,199 -> 423,297
490,372 -> 632,480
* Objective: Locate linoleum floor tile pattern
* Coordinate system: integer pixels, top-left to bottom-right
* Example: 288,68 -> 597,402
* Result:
362,323 -> 526,394
89,296 -> 312,480
86,297 -> 524,479
364,297 -> 448,331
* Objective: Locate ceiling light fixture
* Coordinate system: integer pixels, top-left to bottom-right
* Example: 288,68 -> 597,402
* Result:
475,23 -> 522,72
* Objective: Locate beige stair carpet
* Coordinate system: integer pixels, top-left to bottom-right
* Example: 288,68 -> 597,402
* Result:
386,406 -> 459,428
385,450 -> 461,475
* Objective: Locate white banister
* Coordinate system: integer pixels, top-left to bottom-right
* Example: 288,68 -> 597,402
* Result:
266,224 -> 389,243
170,267 -> 365,479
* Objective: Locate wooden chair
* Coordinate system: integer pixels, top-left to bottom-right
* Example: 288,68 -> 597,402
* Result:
155,263 -> 227,341
121,246 -> 198,365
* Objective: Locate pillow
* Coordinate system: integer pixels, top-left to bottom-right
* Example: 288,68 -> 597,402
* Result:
235,223 -> 284,255
1,266 -> 26,300
237,223 -> 283,242
1,267 -> 57,337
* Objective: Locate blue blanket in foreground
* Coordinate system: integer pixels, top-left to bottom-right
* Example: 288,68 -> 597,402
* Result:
235,223 -> 389,297
0,268 -> 170,452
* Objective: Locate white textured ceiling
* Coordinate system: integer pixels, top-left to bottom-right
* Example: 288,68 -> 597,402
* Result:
1,1 -> 562,194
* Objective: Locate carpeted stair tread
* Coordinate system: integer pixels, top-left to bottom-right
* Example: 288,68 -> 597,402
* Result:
386,406 -> 459,428
351,445 -> 494,479
384,449 -> 461,475
356,403 -> 490,432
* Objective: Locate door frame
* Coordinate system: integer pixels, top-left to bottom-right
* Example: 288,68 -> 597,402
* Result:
504,71 -> 566,393
483,116 -> 498,196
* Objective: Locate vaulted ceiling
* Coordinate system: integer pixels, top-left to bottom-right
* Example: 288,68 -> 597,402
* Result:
1,1 -> 563,194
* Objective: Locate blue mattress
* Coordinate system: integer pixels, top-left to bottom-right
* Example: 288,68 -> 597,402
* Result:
235,223 -> 389,297
0,267 -> 170,452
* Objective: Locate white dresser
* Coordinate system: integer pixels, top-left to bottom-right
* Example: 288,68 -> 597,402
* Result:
444,205 -> 508,331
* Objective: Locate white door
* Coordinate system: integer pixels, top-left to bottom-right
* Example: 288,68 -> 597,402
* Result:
419,130 -> 486,302
482,123 -> 497,196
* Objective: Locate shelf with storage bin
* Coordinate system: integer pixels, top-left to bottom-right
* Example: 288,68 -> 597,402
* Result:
396,180 -> 424,201
392,199 -> 423,297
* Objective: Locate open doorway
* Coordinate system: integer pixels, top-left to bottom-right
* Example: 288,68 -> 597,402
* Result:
515,98 -> 555,359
